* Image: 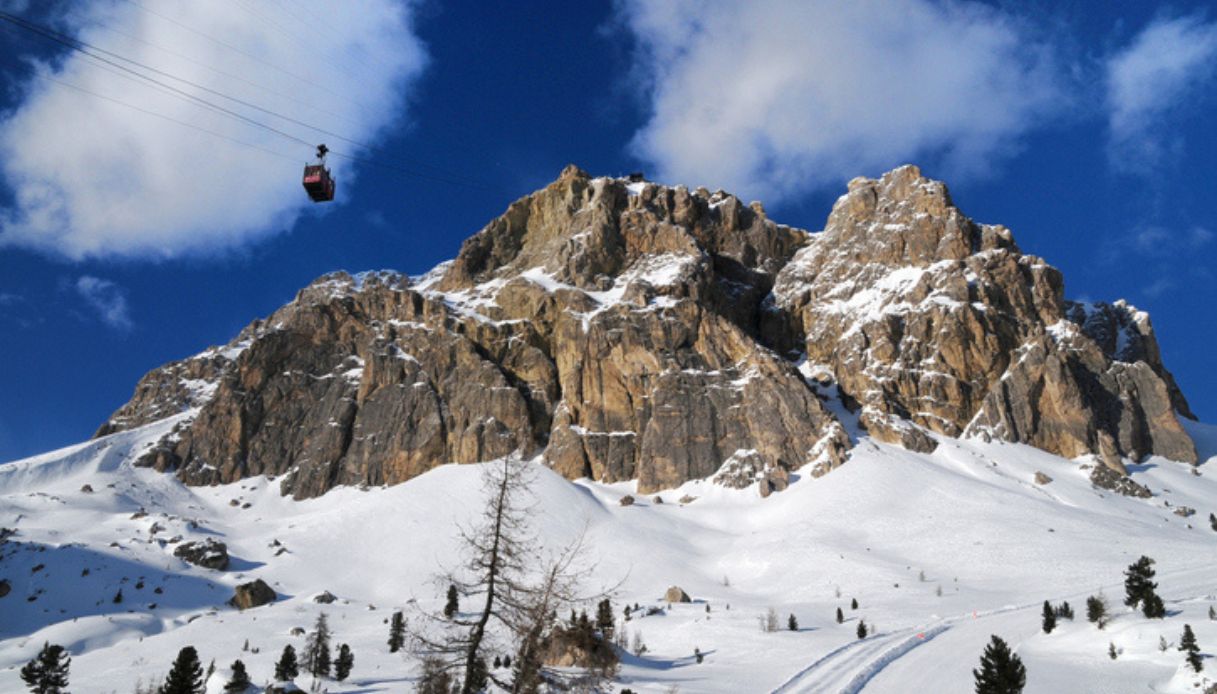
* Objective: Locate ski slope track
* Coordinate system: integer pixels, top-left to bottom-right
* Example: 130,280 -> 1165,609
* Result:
2,417 -> 1216,692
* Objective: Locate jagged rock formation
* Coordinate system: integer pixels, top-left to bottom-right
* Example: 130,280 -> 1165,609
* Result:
96,165 -> 1197,499
771,165 -> 1195,470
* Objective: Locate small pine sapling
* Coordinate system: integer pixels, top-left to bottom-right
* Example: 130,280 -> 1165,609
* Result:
836,607 -> 844,624
1180,624 -> 1202,673
788,614 -> 798,631
1041,601 -> 1056,634
856,620 -> 868,639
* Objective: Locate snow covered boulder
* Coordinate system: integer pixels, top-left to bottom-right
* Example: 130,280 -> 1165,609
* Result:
313,590 -> 337,604
173,538 -> 229,570
229,579 -> 277,610
265,683 -> 302,694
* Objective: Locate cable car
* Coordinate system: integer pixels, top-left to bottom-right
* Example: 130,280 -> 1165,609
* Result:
303,144 -> 335,202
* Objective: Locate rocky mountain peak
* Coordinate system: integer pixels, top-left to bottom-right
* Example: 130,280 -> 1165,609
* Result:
96,165 -> 1198,500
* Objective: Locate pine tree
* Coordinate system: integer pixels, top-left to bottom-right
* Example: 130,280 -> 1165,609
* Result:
1180,624 -> 1202,673
443,583 -> 459,619
1054,601 -> 1074,620
19,642 -> 70,694
162,646 -> 205,694
1041,601 -> 1056,634
1142,592 -> 1166,619
274,644 -> 299,681
856,620 -> 868,639
224,660 -> 251,693
388,610 -> 406,653
788,614 -> 798,631
1209,512 -> 1216,532
973,635 -> 1026,694
1108,642 -> 1118,660
836,607 -> 844,624
334,644 -> 353,681
1209,605 -> 1216,621
850,598 -> 858,610
113,588 -> 123,604
1123,556 -> 1157,609
596,598 -> 615,639
1086,594 -> 1108,628
302,613 -> 332,678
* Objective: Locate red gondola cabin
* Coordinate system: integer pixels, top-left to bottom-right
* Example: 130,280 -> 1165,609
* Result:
303,144 -> 335,202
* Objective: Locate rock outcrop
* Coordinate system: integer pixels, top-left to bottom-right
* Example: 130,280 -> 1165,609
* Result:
230,579 -> 276,609
771,165 -> 1195,467
173,539 -> 229,571
97,165 -> 1197,500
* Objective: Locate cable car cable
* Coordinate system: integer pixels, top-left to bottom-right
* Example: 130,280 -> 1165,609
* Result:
1,10 -> 511,194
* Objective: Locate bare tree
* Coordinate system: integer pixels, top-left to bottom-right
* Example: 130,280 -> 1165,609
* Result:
412,457 -> 619,693
412,456 -> 537,693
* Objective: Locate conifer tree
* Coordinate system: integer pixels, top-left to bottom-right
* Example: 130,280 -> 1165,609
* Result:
1054,601 -> 1074,620
1041,601 -> 1056,634
596,598 -> 615,639
444,584 -> 459,619
19,642 -> 70,694
1123,556 -> 1157,609
334,644 -> 353,681
302,613 -> 332,678
973,635 -> 1026,694
850,597 -> 858,610
274,644 -> 299,681
856,620 -> 868,639
223,660 -> 251,693
836,607 -> 844,624
1142,592 -> 1166,619
1209,512 -> 1216,532
113,588 -> 123,604
1086,594 -> 1108,628
388,610 -> 406,653
1108,642 -> 1118,660
162,646 -> 205,694
1180,624 -> 1202,673
1209,605 -> 1216,621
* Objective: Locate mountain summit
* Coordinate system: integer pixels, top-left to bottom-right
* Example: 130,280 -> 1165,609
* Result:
97,165 -> 1196,499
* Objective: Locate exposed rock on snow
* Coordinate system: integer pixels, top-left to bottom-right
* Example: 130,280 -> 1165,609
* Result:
1089,464 -> 1152,498
173,539 -> 229,571
96,164 -> 1197,499
664,586 -> 692,603
230,579 -> 276,609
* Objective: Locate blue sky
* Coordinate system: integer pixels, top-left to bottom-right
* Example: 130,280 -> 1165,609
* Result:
0,0 -> 1215,462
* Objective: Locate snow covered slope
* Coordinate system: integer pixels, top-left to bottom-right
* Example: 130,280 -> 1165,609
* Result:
2,418 -> 1216,692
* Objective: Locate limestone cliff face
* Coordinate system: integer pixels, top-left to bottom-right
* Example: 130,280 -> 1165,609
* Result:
97,165 -> 1197,499
770,165 -> 1195,467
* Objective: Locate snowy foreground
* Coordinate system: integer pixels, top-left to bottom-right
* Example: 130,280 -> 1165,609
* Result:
2,416 -> 1217,693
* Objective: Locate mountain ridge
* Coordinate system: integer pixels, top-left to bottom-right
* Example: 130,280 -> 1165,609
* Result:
94,164 -> 1197,499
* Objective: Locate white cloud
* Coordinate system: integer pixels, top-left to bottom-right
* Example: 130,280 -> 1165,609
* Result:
0,0 -> 427,259
1106,14 -> 1217,171
616,0 -> 1067,202
74,275 -> 131,330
